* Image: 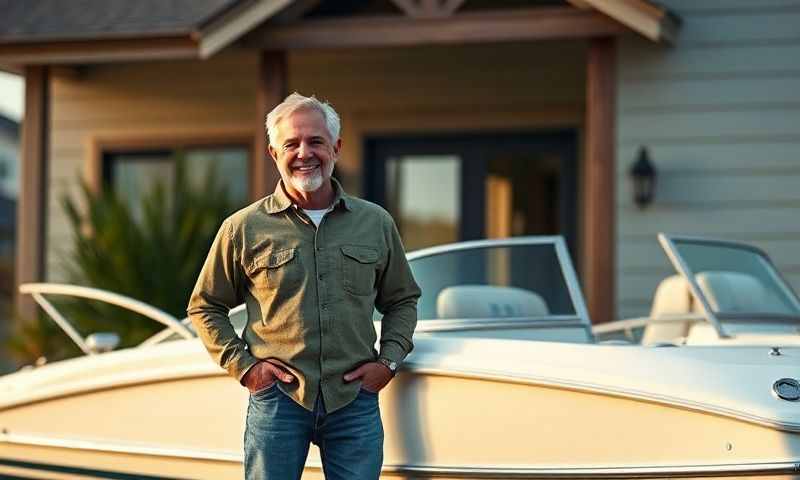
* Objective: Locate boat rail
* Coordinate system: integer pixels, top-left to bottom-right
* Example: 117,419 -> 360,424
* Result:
592,314 -> 706,336
19,283 -> 195,355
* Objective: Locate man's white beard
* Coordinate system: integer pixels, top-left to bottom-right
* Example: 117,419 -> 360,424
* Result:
290,161 -> 335,193
291,171 -> 323,192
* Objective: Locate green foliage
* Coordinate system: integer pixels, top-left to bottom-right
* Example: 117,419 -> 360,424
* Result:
4,311 -> 82,368
64,158 -> 236,346
5,156 -> 237,366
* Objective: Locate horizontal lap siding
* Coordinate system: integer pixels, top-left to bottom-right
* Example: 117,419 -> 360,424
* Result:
46,52 -> 258,282
288,43 -> 587,112
616,1 -> 800,319
287,42 -> 586,193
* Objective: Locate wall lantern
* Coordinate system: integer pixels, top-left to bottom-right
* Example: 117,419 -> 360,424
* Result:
629,146 -> 657,208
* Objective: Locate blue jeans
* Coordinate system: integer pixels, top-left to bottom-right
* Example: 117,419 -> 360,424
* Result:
244,384 -> 383,480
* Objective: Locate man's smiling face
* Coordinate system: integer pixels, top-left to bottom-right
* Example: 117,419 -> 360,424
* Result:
269,107 -> 340,196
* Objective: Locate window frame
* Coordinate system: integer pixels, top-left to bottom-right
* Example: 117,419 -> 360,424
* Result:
88,132 -> 256,200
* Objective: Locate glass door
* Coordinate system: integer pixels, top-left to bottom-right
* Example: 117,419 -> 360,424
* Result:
364,131 -> 577,255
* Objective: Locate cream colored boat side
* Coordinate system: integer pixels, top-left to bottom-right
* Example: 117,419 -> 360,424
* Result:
2,337 -> 798,431
2,337 -> 799,479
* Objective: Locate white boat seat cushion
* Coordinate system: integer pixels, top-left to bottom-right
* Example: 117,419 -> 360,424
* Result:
436,285 -> 549,319
649,275 -> 698,317
644,275 -> 699,344
644,271 -> 786,345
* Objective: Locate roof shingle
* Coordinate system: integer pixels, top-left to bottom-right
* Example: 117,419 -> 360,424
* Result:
0,0 -> 240,43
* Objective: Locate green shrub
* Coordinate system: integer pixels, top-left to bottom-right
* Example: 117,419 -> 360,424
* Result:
5,157 -> 238,366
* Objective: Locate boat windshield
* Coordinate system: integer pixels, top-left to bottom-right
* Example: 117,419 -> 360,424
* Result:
405,237 -> 590,326
150,238 -> 592,344
661,235 -> 800,324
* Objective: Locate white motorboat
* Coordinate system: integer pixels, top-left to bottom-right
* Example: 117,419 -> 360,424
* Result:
1,237 -> 798,479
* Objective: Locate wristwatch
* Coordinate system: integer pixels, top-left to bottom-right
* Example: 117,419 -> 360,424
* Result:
377,358 -> 399,376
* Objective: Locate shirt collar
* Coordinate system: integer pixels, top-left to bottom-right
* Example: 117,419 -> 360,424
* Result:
264,177 -> 352,214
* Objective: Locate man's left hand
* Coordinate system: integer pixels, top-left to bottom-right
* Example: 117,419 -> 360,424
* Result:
343,362 -> 393,393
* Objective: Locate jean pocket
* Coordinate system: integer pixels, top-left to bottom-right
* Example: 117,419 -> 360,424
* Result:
251,381 -> 277,397
359,385 -> 379,396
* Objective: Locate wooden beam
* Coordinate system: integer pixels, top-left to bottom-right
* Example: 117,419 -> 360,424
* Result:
15,66 -> 49,319
253,50 -> 286,200
583,37 -> 616,325
0,37 -> 198,65
245,7 -> 628,49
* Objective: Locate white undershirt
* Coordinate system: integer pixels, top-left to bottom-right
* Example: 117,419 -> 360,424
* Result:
302,207 -> 330,227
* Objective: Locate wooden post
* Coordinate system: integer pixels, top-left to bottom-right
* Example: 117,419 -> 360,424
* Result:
15,66 -> 49,319
583,37 -> 616,324
253,50 -> 287,200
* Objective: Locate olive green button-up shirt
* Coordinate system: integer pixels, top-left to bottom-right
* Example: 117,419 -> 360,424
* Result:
187,179 -> 420,412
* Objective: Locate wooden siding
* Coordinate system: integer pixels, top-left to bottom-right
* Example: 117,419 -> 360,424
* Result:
616,0 -> 800,319
287,41 -> 587,195
46,52 -> 258,282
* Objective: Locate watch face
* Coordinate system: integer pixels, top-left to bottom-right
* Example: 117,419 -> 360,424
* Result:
380,359 -> 397,372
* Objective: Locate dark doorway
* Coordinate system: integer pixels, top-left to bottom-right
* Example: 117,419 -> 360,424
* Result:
364,130 -> 578,256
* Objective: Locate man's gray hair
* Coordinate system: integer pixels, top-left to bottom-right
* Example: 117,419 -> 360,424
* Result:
266,93 -> 341,148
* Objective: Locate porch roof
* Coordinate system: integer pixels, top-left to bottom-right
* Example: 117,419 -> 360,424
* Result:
0,0 -> 679,71
0,0 -> 238,43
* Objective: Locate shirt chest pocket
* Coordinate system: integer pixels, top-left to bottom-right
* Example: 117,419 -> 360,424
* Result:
248,248 -> 303,291
341,245 -> 379,296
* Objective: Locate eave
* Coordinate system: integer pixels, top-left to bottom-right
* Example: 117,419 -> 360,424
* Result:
0,0 -> 296,68
0,36 -> 199,67
566,0 -> 680,45
193,0 -> 295,58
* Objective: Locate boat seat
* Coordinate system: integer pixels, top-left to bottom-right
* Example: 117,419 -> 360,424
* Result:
642,275 -> 700,345
643,271 -> 785,344
436,285 -> 549,320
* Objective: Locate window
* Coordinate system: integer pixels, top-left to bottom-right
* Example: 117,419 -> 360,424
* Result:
102,145 -> 250,221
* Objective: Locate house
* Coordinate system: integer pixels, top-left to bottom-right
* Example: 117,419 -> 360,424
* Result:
0,113 -> 17,290
1,0 -> 797,324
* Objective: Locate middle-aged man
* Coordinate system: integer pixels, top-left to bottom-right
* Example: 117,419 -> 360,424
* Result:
187,92 -> 421,480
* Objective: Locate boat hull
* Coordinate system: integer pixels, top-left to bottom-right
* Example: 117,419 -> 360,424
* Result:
2,444 -> 798,479
2,370 -> 799,479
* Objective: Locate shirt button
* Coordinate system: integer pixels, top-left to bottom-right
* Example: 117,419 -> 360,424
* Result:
319,274 -> 324,280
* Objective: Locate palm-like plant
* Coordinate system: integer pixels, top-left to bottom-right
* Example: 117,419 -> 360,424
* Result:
6,157 -> 238,366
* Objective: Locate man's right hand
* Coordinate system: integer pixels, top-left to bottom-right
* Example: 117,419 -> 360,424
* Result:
242,360 -> 294,393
